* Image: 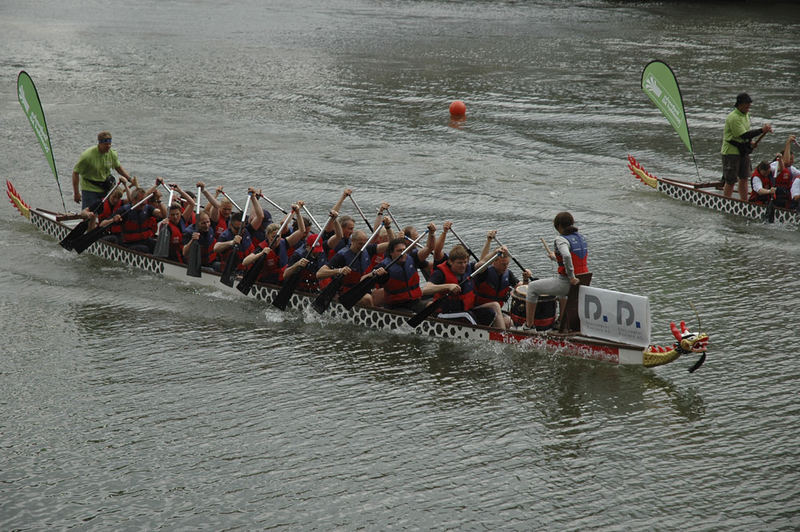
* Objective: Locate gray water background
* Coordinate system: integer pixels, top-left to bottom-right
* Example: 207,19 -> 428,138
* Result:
1,1 -> 799,529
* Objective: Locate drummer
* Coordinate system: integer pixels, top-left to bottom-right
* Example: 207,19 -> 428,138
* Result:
473,231 -> 531,329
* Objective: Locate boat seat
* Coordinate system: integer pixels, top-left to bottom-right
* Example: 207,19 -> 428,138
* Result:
558,272 -> 592,333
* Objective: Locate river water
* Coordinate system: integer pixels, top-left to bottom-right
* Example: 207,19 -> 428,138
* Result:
1,1 -> 799,530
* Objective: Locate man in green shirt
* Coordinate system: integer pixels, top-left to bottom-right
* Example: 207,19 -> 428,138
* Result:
721,93 -> 772,201
72,131 -> 132,209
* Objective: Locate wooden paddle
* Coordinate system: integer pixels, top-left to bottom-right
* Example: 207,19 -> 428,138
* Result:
407,251 -> 502,328
60,181 -> 124,250
153,185 -> 175,258
220,193 -> 253,286
271,212 -> 334,311
339,229 -> 429,310
185,187 -> 204,277
311,223 -> 383,314
72,192 -> 154,254
236,209 -> 295,295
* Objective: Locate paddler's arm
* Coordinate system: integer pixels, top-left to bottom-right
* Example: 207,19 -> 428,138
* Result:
480,230 -> 496,261
114,164 -> 132,182
783,135 -> 796,162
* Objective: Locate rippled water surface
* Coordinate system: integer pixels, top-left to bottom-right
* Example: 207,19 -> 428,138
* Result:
2,1 -> 799,529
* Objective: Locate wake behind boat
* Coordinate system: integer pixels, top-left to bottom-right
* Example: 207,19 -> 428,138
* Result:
6,180 -> 709,370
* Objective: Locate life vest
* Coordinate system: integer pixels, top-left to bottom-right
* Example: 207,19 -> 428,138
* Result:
167,222 -> 184,262
100,197 -> 124,235
217,227 -> 253,266
336,246 -> 371,291
556,233 -> 588,277
183,225 -> 217,266
433,261 -> 475,312
256,240 -> 288,283
121,205 -> 158,243
213,215 -> 229,239
327,236 -> 350,261
748,170 -> 772,204
774,167 -> 794,208
474,266 -> 512,306
98,197 -> 122,221
381,257 -> 421,305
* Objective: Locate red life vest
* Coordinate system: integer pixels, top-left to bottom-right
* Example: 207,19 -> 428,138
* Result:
98,197 -> 122,221
255,243 -> 285,283
748,170 -> 772,204
381,258 -> 421,305
474,266 -> 512,306
167,222 -> 184,262
213,215 -> 229,239
433,261 -> 475,312
121,206 -> 158,243
556,233 -> 589,276
774,167 -> 794,208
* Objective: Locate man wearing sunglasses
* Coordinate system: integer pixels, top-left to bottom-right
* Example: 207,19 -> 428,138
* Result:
72,131 -> 133,209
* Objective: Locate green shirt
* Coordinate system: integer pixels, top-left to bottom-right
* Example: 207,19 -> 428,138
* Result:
721,108 -> 750,155
73,146 -> 120,193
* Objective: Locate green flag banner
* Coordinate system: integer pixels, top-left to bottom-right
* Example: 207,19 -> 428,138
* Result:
641,60 -> 693,154
17,70 -> 65,208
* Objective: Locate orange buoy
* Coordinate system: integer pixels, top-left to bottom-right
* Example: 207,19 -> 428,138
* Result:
449,100 -> 466,117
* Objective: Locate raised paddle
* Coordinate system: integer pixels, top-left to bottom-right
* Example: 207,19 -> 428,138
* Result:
311,223 -> 383,314
219,192 -> 253,286
72,192 -> 154,254
153,185 -> 175,258
348,195 -> 374,232
60,181 -> 124,250
301,205 -> 325,232
219,190 -> 243,212
186,187 -> 204,277
258,193 -> 289,215
339,229 -> 429,310
406,250 -> 502,328
384,208 -> 403,233
491,235 -> 530,276
271,211 -> 336,311
448,226 -> 480,262
236,209 -> 295,295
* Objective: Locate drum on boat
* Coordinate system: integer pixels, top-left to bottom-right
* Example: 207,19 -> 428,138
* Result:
509,284 -> 556,330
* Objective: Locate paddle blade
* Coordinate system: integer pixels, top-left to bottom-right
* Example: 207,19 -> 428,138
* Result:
59,219 -> 88,250
219,245 -> 240,287
407,298 -> 443,328
71,225 -> 108,254
272,269 -> 302,310
339,276 -> 375,310
311,276 -> 342,314
236,254 -> 264,295
153,225 -> 170,258
764,200 -> 775,223
186,241 -> 202,277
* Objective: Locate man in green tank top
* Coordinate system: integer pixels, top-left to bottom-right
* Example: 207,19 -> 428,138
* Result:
72,131 -> 133,209
721,93 -> 772,201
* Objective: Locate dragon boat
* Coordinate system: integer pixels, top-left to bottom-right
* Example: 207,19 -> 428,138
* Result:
628,155 -> 800,225
6,180 -> 709,370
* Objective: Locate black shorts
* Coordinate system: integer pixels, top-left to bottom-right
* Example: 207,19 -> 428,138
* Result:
722,154 -> 751,184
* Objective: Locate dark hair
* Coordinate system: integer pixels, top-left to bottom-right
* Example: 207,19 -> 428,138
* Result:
553,211 -> 578,234
231,212 -> 243,223
735,92 -> 752,106
756,161 -> 771,174
388,237 -> 407,253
